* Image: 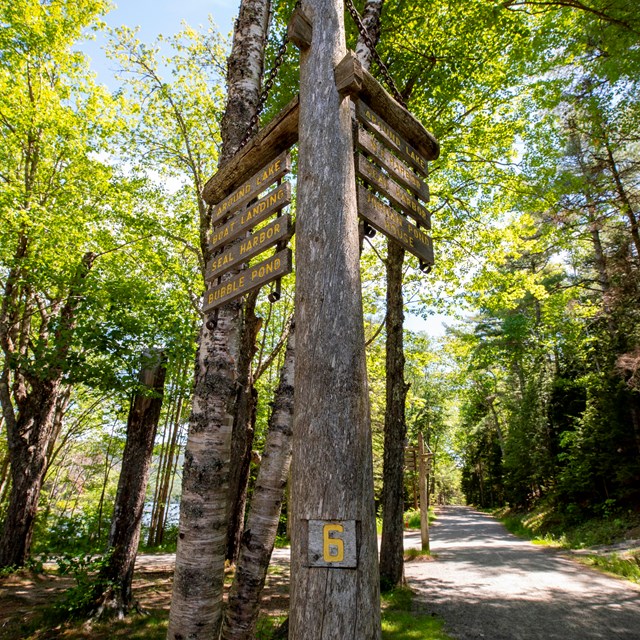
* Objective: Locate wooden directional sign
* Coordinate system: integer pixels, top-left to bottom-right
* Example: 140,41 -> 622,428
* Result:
202,96 -> 299,206
356,100 -> 429,177
209,181 -> 292,251
206,215 -> 294,281
334,50 -> 439,163
356,154 -> 430,229
202,249 -> 292,313
211,150 -> 291,226
358,186 -> 434,266
357,127 -> 429,202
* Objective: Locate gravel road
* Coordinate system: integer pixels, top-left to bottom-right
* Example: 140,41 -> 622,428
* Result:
404,505 -> 640,640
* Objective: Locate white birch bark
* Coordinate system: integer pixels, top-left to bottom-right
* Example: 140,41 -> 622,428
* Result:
221,329 -> 295,640
167,2 -> 271,638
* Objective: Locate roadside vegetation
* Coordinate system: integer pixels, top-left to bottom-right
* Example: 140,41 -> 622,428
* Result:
494,506 -> 640,584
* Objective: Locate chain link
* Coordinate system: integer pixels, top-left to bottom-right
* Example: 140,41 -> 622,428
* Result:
345,0 -> 407,108
238,2 -> 301,150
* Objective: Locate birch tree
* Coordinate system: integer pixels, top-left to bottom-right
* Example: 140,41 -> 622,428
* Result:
167,1 -> 272,637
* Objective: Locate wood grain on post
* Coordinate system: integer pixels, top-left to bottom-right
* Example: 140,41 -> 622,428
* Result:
419,432 -> 430,553
290,1 -> 381,638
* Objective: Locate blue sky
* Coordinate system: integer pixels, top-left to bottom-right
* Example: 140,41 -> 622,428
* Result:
82,0 -> 238,87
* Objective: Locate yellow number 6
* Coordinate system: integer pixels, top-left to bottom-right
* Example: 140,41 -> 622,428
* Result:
323,523 -> 345,562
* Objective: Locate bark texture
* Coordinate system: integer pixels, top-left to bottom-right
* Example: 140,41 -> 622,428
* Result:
604,138 -> 640,258
226,291 -> 261,564
353,0 -> 410,593
221,329 -> 295,640
290,1 -> 381,637
379,241 -> 410,589
167,1 -> 272,638
0,252 -> 95,568
96,349 -> 167,614
355,0 -> 385,69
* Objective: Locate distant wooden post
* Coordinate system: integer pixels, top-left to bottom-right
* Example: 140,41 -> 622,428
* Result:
418,432 -> 430,552
289,1 -> 381,638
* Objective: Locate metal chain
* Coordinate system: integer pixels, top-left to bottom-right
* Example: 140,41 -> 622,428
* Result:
345,0 -> 407,108
238,2 -> 301,150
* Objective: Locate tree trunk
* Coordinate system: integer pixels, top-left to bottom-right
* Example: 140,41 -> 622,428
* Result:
226,291 -> 262,564
418,432 -> 430,552
353,0 -> 409,592
147,380 -> 177,547
152,393 -> 184,547
167,1 -> 271,637
290,1 -> 381,637
221,329 -> 295,640
379,241 -> 410,590
0,381 -> 61,567
94,349 -> 167,616
0,252 -> 95,569
355,0 -> 385,68
604,137 -> 640,258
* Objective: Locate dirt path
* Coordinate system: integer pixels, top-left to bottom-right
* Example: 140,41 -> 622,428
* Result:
404,505 -> 640,640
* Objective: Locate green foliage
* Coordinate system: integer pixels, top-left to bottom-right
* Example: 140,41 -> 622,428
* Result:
495,506 -> 640,549
381,587 -> 453,640
403,507 -> 436,530
584,552 -> 640,584
54,551 -> 113,617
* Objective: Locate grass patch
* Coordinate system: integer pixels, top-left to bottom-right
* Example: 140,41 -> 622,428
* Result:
20,612 -> 169,640
254,614 -> 287,640
581,552 -> 640,584
403,508 -> 436,530
404,547 -> 433,561
381,586 -> 452,640
494,506 -> 640,549
273,535 -> 290,549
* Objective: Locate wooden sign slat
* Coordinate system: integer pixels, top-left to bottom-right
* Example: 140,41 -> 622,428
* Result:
334,50 -> 439,161
357,127 -> 429,202
206,215 -> 294,281
356,101 -> 428,176
211,151 -> 291,226
203,248 -> 293,313
202,95 -> 299,205
356,154 -> 431,229
209,181 -> 292,251
358,185 -> 434,266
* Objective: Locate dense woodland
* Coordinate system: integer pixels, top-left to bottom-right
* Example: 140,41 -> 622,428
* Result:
0,0 -> 639,634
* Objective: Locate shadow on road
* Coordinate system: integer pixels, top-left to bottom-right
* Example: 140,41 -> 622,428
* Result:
404,506 -> 640,640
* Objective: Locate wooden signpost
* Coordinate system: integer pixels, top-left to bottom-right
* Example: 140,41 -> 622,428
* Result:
356,153 -> 431,229
357,186 -> 433,265
202,146 -> 295,313
195,5 -> 440,638
205,215 -> 294,281
209,182 -> 292,251
352,97 -> 435,268
203,249 -> 292,313
355,100 -> 430,176
357,127 -> 429,201
334,50 -> 439,272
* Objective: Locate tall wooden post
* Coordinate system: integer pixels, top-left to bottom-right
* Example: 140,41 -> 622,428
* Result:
290,1 -> 381,638
418,432 -> 430,552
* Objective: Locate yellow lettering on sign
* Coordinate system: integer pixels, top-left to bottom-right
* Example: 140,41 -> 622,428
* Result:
323,524 -> 345,562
